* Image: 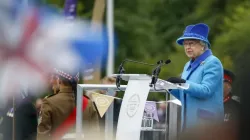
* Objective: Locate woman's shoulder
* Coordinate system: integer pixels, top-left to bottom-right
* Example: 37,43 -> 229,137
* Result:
206,55 -> 221,61
205,55 -> 223,65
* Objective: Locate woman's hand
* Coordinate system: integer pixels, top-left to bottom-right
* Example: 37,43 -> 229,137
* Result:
167,77 -> 186,83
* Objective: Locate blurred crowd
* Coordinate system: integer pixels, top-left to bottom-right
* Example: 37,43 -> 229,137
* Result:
0,70 -> 108,140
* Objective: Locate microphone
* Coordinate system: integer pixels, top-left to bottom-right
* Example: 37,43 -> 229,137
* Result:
116,59 -> 156,89
165,59 -> 171,65
149,59 -> 171,87
116,62 -> 125,89
122,59 -> 156,66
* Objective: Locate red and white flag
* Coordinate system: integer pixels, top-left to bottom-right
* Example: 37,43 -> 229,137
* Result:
0,4 -> 105,102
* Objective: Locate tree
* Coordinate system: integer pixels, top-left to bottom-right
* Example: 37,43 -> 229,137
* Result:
213,1 -> 250,96
43,0 -> 249,99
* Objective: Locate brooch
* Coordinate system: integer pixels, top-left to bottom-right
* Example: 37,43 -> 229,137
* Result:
200,61 -> 205,65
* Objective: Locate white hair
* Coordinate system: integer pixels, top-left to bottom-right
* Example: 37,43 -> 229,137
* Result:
200,41 -> 209,50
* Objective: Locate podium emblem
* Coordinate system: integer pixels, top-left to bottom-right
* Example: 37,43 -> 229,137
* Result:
145,103 -> 156,112
127,94 -> 140,117
95,96 -> 110,107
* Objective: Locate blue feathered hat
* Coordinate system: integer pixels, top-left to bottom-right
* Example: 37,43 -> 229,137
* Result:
176,23 -> 211,47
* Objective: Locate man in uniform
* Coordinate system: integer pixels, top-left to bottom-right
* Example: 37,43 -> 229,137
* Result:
223,69 -> 240,123
37,68 -> 78,140
37,68 -> 100,140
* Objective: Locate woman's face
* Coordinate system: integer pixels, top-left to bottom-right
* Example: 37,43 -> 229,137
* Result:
223,81 -> 232,97
183,39 -> 205,59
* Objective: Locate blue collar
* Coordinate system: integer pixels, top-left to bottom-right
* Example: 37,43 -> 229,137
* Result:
187,49 -> 212,71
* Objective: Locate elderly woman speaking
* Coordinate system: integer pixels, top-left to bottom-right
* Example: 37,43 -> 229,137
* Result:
167,23 -> 224,131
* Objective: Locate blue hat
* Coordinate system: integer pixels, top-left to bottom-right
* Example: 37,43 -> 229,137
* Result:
176,23 -> 211,47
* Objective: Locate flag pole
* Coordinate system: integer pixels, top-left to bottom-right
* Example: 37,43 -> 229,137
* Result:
12,95 -> 15,140
106,0 -> 114,76
104,1 -> 115,140
12,1 -> 29,139
83,0 -> 106,84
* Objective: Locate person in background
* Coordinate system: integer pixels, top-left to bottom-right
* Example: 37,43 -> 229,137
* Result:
0,89 -> 37,140
102,76 -> 116,85
37,68 -> 100,140
101,77 -> 119,136
37,69 -> 77,140
223,69 -> 240,123
166,23 -> 224,131
157,103 -> 166,126
35,98 -> 43,116
86,76 -> 116,139
49,74 -> 60,95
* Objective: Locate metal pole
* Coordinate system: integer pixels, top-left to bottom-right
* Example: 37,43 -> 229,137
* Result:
12,96 -> 15,140
105,89 -> 116,140
76,85 -> 83,140
168,95 -> 179,140
106,0 -> 114,76
165,93 -> 170,140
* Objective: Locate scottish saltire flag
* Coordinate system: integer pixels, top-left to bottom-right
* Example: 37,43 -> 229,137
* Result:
0,1 -> 107,101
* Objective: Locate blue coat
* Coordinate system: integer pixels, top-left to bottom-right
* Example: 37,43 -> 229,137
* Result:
170,49 -> 224,130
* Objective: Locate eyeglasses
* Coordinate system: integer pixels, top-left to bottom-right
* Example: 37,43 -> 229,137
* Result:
183,41 -> 199,47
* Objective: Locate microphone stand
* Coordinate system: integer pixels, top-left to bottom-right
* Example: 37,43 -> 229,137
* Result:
115,59 -> 156,91
149,60 -> 163,87
115,59 -> 169,91
150,59 -> 171,91
116,62 -> 125,91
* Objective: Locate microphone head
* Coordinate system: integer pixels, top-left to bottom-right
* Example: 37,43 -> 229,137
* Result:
157,60 -> 164,64
165,59 -> 171,64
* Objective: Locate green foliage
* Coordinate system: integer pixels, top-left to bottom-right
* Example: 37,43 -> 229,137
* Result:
43,0 -> 250,98
212,1 -> 250,96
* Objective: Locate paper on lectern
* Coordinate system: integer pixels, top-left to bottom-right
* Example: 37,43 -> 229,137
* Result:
167,99 -> 182,106
155,79 -> 189,90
